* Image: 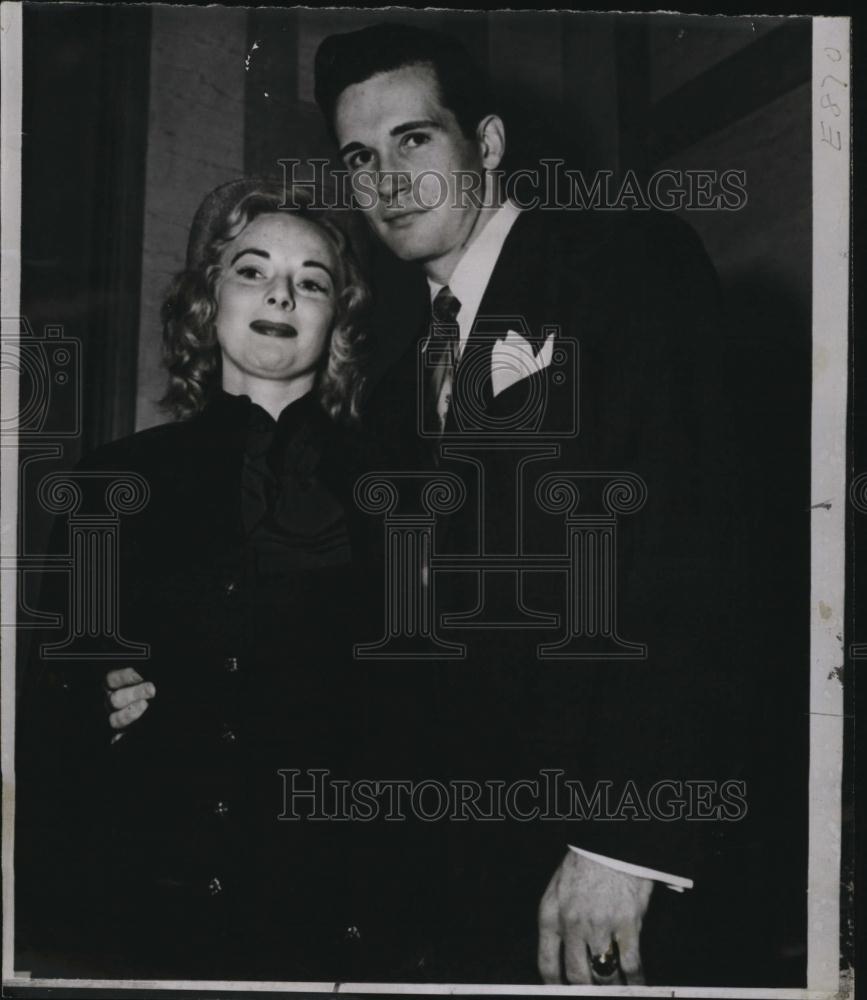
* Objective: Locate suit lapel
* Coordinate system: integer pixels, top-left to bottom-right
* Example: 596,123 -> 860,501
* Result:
448,211 -> 555,435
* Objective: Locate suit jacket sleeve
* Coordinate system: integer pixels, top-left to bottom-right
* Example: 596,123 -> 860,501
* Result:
554,212 -> 749,882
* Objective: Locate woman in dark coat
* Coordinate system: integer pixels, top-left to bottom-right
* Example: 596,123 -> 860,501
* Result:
18,177 -> 377,981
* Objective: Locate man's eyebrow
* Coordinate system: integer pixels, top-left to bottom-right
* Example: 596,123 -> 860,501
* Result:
339,141 -> 366,160
230,247 -> 270,265
339,119 -> 443,159
391,119 -> 442,137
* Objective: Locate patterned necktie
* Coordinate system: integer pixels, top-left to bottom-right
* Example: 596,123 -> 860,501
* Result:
427,285 -> 461,433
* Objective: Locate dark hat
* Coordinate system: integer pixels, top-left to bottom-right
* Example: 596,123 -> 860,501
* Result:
185,176 -> 284,271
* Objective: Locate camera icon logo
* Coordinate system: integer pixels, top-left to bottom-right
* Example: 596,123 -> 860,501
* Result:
417,314 -> 578,440
1,318 -> 81,439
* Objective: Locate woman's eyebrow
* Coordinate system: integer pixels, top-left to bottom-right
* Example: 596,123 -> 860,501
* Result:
303,261 -> 335,282
229,249 -> 334,282
230,247 -> 270,265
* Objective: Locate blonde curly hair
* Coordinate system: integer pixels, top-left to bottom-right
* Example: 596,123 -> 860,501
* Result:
161,178 -> 369,424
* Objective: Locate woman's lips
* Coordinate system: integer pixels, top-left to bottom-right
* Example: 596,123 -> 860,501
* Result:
249,320 -> 297,338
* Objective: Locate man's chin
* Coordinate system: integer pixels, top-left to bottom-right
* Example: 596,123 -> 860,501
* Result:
382,237 -> 445,266
374,219 -> 434,261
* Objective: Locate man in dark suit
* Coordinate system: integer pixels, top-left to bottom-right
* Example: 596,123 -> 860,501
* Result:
311,22 -> 775,987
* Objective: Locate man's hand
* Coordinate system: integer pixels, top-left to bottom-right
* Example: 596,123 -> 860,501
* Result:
537,851 -> 653,985
104,667 -> 155,732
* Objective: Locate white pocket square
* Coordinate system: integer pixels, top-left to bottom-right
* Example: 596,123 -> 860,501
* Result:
490,329 -> 555,398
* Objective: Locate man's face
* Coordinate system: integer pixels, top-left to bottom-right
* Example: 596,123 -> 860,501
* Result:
334,63 -> 489,276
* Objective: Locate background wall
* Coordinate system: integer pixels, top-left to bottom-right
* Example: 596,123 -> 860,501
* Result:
134,5 -> 248,431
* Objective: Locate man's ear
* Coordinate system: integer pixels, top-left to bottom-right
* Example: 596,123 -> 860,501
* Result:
477,114 -> 506,171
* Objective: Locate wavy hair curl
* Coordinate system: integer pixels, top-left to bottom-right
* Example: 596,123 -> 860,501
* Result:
160,179 -> 369,423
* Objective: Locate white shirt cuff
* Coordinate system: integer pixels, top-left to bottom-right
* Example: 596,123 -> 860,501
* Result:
568,845 -> 694,892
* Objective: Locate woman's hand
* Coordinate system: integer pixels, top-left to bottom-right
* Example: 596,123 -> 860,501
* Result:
104,667 -> 156,732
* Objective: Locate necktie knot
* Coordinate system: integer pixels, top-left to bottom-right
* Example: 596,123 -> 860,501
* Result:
426,286 -> 461,437
432,285 -> 461,328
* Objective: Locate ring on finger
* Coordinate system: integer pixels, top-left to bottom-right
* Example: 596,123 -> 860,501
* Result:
589,945 -> 619,979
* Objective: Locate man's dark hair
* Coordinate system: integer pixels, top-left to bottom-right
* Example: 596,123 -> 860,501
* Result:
314,22 -> 495,142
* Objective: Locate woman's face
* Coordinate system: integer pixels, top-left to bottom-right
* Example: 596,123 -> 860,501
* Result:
214,212 -> 340,393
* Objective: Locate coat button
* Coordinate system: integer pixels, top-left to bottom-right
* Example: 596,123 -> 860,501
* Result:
208,877 -> 223,897
224,656 -> 239,674
214,801 -> 229,818
343,925 -> 361,942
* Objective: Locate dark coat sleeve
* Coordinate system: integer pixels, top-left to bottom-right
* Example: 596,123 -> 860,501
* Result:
552,212 -> 755,881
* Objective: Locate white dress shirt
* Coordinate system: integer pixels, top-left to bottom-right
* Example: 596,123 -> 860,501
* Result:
426,198 -> 522,361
